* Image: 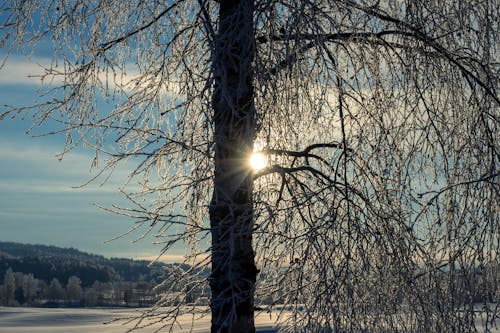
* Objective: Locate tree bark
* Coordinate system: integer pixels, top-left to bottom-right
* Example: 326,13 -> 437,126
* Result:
210,0 -> 257,332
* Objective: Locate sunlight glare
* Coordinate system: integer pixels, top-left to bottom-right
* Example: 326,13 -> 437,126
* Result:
249,152 -> 267,171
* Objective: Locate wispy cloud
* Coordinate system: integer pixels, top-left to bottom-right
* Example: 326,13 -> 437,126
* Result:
0,55 -> 135,88
0,57 -> 49,86
0,137 -> 137,192
0,55 -> 182,97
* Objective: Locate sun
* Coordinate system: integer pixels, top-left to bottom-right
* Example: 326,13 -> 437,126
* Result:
249,152 -> 267,172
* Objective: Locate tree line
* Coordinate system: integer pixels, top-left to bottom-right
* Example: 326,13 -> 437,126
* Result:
0,267 -> 164,307
0,242 -> 198,307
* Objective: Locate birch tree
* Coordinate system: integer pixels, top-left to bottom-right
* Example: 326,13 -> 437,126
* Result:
1,0 -> 498,332
66,275 -> 82,301
1,268 -> 15,306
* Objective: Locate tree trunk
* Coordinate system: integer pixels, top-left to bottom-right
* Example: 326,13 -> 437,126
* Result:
210,0 -> 257,332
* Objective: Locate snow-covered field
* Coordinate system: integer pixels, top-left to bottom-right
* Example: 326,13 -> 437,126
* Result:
1,306 -> 498,332
0,307 -> 281,332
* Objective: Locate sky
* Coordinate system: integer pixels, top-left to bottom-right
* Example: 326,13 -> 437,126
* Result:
0,52 -> 184,263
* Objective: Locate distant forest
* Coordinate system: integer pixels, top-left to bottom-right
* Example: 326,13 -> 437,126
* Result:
0,241 -> 204,307
1,241 -> 495,309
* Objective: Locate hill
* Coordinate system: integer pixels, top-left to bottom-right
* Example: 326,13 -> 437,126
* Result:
0,241 -> 170,287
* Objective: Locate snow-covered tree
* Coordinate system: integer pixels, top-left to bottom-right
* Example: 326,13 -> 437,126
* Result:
21,273 -> 38,305
83,286 -> 99,307
1,1 -> 498,332
48,278 -> 66,301
66,275 -> 82,301
1,268 -> 16,306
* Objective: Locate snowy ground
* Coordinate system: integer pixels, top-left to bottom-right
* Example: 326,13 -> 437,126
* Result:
0,306 -> 282,332
1,306 -> 498,332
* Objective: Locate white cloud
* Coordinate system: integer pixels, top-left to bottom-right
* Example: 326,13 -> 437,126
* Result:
0,55 -> 182,96
0,57 -> 49,85
0,138 -> 135,190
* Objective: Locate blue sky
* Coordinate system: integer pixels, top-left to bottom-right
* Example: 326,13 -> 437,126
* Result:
0,53 -> 184,262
